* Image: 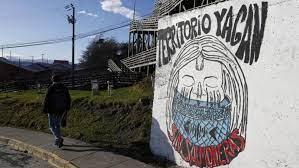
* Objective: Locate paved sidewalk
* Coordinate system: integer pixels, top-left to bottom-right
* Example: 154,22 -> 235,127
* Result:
0,127 -> 154,168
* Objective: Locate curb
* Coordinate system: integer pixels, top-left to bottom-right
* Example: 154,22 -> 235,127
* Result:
0,136 -> 78,168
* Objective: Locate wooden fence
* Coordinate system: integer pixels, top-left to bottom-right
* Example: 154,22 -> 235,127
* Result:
0,71 -> 143,93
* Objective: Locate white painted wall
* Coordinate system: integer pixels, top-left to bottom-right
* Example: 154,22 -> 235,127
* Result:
150,0 -> 299,167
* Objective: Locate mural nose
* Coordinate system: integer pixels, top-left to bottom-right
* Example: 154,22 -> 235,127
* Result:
192,82 -> 204,99
196,54 -> 204,71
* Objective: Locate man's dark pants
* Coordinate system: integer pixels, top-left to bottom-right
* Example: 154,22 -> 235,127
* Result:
48,113 -> 63,141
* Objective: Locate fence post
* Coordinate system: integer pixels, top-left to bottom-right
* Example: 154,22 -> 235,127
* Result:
91,79 -> 99,96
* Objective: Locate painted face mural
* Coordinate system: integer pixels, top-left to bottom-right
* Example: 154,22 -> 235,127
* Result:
166,35 -> 248,168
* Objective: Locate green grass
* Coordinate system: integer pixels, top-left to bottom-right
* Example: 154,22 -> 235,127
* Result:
70,85 -> 153,104
0,90 -> 42,104
0,83 -> 153,105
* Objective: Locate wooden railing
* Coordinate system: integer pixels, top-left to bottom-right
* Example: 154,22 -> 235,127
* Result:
130,17 -> 158,32
0,72 -> 143,92
121,47 -> 156,69
108,59 -> 122,72
0,81 -> 27,92
155,0 -> 183,16
60,72 -> 142,89
155,0 -> 227,16
109,56 -> 132,72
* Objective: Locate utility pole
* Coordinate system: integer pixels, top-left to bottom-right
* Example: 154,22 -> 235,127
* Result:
42,53 -> 44,63
133,0 -> 136,21
31,56 -> 34,64
128,0 -> 137,58
10,51 -> 11,61
1,48 -> 3,58
66,4 -> 76,88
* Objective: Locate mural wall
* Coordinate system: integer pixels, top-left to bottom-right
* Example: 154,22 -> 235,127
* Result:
150,0 -> 299,167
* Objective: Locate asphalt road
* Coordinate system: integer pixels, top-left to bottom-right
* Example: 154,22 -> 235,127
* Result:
0,144 -> 53,168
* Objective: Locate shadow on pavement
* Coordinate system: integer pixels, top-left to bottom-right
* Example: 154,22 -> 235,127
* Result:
149,118 -> 177,167
59,117 -> 178,167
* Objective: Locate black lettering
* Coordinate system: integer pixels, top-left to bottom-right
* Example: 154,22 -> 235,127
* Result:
178,21 -> 185,45
190,17 -> 198,39
166,27 -> 175,59
171,25 -> 178,52
197,15 -> 202,36
157,29 -> 163,66
231,5 -> 247,46
158,2 -> 268,67
175,23 -> 181,48
250,2 -> 268,64
158,39 -> 162,67
202,14 -> 211,34
221,6 -> 233,42
158,29 -> 168,65
184,20 -> 191,40
236,5 -> 253,62
214,9 -> 227,36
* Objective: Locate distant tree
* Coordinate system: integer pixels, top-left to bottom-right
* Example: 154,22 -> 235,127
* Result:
79,38 -> 119,70
117,42 -> 129,59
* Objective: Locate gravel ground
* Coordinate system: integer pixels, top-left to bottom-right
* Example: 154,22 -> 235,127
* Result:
0,144 -> 53,168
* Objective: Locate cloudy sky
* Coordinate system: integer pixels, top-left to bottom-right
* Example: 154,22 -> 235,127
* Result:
0,0 -> 154,63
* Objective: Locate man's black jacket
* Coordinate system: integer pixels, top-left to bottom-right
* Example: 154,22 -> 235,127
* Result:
43,83 -> 71,114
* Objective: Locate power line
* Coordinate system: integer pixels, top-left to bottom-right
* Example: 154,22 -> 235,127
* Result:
0,13 -> 152,50
0,23 -> 130,49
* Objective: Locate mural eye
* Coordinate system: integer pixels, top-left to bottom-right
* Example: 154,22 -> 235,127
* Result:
204,76 -> 219,88
182,75 -> 195,87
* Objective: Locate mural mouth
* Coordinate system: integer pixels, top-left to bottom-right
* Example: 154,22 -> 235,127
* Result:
172,90 -> 232,146
173,90 -> 231,120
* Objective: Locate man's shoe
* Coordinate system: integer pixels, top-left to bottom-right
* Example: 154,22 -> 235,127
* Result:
55,139 -> 59,146
58,138 -> 64,148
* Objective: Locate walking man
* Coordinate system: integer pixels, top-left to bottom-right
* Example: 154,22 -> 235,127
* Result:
43,75 -> 71,148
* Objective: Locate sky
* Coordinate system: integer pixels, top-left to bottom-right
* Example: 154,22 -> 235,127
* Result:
0,0 -> 155,63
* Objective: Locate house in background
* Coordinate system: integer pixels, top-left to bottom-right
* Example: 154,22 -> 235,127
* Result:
51,60 -> 72,75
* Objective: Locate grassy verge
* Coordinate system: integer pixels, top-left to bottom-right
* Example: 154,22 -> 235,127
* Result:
0,79 -> 170,167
